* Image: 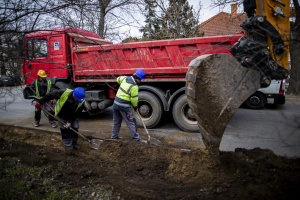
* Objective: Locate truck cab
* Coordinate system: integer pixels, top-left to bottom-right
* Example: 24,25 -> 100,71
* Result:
22,27 -> 106,86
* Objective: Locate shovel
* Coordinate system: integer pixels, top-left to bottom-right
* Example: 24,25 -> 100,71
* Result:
27,86 -> 102,150
135,110 -> 161,145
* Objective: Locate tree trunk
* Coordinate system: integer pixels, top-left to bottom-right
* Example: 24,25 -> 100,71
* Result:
287,0 -> 300,95
98,7 -> 106,38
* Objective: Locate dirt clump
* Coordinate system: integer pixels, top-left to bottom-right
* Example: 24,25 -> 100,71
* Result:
1,125 -> 300,200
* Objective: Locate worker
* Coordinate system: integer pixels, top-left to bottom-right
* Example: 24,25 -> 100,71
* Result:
111,69 -> 147,143
25,70 -> 56,128
35,87 -> 85,151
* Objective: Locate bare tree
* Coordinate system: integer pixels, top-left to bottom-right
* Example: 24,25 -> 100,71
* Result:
0,0 -> 81,82
53,0 -> 139,40
0,0 -> 80,34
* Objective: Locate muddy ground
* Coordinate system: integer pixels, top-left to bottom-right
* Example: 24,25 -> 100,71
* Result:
1,125 -> 300,200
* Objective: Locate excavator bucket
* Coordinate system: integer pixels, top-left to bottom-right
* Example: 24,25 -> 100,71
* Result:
186,53 -> 261,164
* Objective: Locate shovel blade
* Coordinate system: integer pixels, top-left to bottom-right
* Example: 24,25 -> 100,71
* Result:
149,138 -> 161,146
89,139 -> 103,150
186,54 -> 260,163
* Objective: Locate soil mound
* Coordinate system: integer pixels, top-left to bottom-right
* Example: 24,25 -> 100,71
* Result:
1,124 -> 300,199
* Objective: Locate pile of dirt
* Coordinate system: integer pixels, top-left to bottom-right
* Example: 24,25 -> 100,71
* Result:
1,125 -> 300,199
122,36 -> 154,43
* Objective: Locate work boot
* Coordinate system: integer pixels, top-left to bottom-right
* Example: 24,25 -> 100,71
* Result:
112,137 -> 123,140
34,123 -> 39,127
73,144 -> 80,150
51,123 -> 57,128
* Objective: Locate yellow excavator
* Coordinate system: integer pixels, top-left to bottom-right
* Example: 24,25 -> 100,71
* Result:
186,0 -> 291,163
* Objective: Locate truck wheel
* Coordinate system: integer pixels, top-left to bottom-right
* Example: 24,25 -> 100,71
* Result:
135,91 -> 163,128
245,92 -> 265,109
172,94 -> 199,132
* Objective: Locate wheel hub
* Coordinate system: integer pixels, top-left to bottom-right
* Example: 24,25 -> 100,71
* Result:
139,105 -> 150,116
249,96 -> 260,106
180,104 -> 197,125
187,108 -> 195,119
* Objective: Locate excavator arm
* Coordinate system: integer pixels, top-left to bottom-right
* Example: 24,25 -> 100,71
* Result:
186,0 -> 290,163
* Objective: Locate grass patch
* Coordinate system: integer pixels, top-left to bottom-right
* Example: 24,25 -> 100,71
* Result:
0,156 -> 116,200
0,157 -> 79,199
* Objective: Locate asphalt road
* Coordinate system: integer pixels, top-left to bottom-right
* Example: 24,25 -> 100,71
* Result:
1,86 -> 300,157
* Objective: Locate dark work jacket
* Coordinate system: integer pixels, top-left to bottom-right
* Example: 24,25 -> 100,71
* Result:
38,89 -> 84,122
29,79 -> 51,98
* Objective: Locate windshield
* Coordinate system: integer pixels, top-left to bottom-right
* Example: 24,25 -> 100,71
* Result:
26,39 -> 47,59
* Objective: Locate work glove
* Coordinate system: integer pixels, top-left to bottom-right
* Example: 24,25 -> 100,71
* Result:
35,102 -> 41,109
64,121 -> 71,129
133,106 -> 138,112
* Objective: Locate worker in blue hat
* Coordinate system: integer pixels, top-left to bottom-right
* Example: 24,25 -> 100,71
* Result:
35,87 -> 85,151
111,69 -> 147,143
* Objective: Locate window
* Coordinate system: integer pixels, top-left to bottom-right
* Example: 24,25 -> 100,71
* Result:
26,39 -> 47,59
33,39 -> 47,58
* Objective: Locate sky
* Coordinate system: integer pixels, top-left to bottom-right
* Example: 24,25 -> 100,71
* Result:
189,0 -> 232,23
125,0 -> 233,40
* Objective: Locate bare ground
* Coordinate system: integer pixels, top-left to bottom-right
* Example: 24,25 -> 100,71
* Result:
1,124 -> 300,200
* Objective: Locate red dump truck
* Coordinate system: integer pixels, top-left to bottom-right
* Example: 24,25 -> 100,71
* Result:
22,27 -> 242,132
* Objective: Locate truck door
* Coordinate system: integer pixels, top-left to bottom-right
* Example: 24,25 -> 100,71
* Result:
48,34 -> 69,79
24,38 -> 49,84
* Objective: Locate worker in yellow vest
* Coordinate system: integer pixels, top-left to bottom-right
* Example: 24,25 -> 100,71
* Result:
35,87 -> 85,151
111,69 -> 147,143
25,70 -> 56,127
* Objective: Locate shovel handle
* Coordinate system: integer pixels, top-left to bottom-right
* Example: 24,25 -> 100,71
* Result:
28,86 -> 92,144
135,110 -> 150,140
41,107 -> 91,143
28,86 -> 97,145
27,86 -> 55,112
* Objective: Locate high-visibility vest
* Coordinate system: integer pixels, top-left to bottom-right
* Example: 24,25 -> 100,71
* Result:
115,76 -> 139,107
35,80 -> 51,99
55,89 -> 84,116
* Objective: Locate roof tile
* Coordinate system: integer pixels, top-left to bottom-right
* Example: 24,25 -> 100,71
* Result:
199,12 -> 248,36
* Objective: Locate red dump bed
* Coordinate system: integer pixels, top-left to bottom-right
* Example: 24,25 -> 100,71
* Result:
72,34 -> 242,82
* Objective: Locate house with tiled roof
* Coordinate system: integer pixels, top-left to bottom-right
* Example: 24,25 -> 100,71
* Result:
199,4 -> 248,36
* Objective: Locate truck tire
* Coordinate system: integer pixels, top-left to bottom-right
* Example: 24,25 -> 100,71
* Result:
245,92 -> 265,109
135,91 -> 163,128
172,94 -> 199,132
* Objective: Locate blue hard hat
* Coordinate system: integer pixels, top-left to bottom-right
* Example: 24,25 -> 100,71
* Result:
134,69 -> 146,80
74,87 -> 85,102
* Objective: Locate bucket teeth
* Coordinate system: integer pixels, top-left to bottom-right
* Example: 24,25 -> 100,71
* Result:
186,53 -> 260,163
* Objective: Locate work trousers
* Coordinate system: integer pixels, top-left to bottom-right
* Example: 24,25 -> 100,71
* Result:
111,109 -> 142,141
58,117 -> 79,148
35,101 -> 55,125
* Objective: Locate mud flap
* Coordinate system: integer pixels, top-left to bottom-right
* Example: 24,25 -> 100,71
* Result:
186,54 -> 260,164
